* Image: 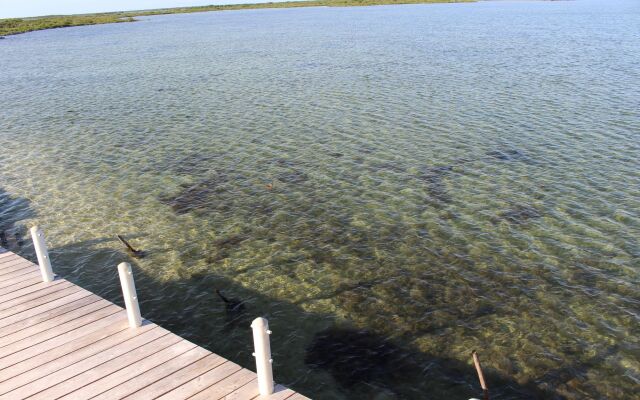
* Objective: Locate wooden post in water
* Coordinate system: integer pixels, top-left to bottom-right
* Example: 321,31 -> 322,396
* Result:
472,350 -> 489,400
251,317 -> 274,396
30,226 -> 54,282
117,262 -> 142,328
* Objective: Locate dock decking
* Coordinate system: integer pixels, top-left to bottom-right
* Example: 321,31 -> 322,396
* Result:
0,247 -> 309,400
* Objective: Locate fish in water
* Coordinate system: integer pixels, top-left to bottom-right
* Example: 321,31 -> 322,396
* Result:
496,205 -> 541,224
277,169 -> 308,184
486,149 -> 526,162
116,234 -> 145,258
418,165 -> 454,205
213,235 -> 248,247
274,158 -> 298,167
216,289 -> 245,314
160,176 -> 227,214
265,180 -> 275,190
0,231 -> 7,247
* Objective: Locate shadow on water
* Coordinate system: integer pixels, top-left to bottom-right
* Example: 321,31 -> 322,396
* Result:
15,236 -> 564,400
0,187 -> 34,251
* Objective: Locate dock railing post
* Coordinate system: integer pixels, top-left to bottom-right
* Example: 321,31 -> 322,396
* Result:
251,317 -> 274,395
30,226 -> 54,282
117,262 -> 142,328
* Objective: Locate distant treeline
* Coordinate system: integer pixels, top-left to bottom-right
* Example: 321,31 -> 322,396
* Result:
0,0 -> 473,36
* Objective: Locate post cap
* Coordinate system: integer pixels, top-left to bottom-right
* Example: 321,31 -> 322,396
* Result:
118,262 -> 132,274
251,317 -> 269,330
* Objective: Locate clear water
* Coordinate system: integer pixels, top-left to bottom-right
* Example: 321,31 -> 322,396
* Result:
1,1 -> 639,399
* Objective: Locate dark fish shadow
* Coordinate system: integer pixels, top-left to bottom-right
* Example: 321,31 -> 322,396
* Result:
485,148 -> 527,162
492,204 -> 542,225
158,172 -> 230,215
417,165 -> 455,206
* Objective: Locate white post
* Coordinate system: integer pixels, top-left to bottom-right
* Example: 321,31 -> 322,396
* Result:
30,226 -> 54,282
117,262 -> 142,328
251,317 -> 274,396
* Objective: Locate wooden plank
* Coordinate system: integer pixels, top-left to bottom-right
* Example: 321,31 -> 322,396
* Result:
0,251 -> 308,400
0,262 -> 36,278
59,339 -> 199,400
0,269 -> 35,283
188,368 -> 256,400
124,353 -> 227,399
0,303 -> 120,358
224,378 -> 260,400
0,255 -> 25,267
92,346 -> 212,400
156,361 -> 243,400
0,285 -> 84,319
286,393 -> 312,400
0,294 -> 101,339
25,328 -> 176,400
0,270 -> 41,290
0,290 -> 93,329
0,256 -> 32,267
0,319 -> 131,390
0,260 -> 35,275
264,384 -> 298,400
0,280 -> 74,312
0,278 -> 65,304
218,373 -> 260,400
0,325 -> 161,399
0,268 -> 40,288
0,310 -> 126,370
0,275 -> 46,297
0,298 -> 111,347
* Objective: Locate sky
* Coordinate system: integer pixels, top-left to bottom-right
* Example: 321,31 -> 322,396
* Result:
0,0 -> 278,19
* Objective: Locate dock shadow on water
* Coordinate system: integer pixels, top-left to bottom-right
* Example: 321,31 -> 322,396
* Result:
17,236 -> 562,400
0,187 -> 34,252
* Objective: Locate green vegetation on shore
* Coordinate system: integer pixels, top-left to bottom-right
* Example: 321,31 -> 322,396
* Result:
0,0 -> 473,37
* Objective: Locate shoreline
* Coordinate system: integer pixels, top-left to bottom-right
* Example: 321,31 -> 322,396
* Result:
0,0 -> 474,37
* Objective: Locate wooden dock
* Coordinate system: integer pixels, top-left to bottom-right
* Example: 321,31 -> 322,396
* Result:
0,246 -> 309,400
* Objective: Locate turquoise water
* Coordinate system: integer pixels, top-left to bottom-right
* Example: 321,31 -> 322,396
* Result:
1,1 -> 639,398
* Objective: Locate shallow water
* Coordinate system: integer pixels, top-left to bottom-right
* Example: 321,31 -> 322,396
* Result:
1,1 -> 639,398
